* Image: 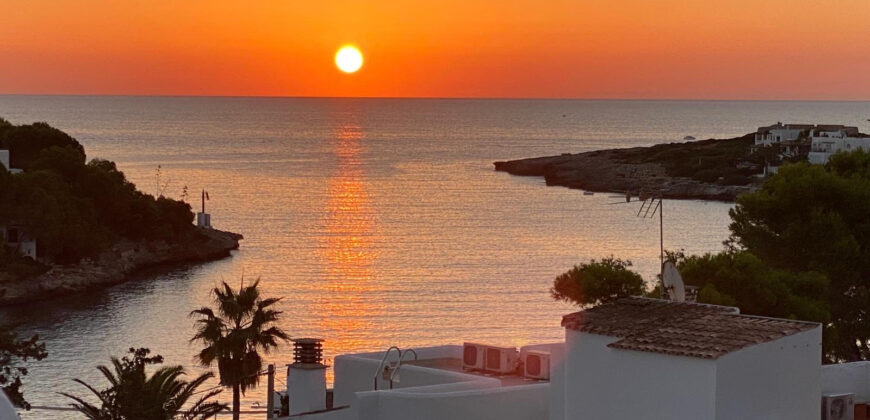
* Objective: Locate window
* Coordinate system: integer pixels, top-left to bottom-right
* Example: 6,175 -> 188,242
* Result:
7,228 -> 19,243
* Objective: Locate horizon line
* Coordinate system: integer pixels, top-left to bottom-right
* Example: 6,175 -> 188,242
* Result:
1,93 -> 869,103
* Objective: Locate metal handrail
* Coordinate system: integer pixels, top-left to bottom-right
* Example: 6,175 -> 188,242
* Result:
389,348 -> 418,383
373,346 -> 402,390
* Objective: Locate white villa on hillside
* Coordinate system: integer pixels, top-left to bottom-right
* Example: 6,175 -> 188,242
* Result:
755,122 -> 816,146
0,149 -> 23,174
755,123 -> 860,147
0,225 -> 37,259
809,127 -> 870,164
263,297 -> 862,420
0,149 -> 36,258
754,123 -> 868,170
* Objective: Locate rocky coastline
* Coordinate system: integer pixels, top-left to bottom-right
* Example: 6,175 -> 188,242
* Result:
0,228 -> 242,306
494,142 -> 760,201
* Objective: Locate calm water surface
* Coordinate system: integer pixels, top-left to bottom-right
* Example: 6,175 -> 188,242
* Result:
0,97 -> 868,418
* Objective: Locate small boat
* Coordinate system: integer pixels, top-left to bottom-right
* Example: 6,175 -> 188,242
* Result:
683,135 -> 696,141
583,191 -> 594,196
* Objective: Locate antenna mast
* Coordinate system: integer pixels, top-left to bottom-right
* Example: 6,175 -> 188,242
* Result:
658,199 -> 664,297
610,191 -> 665,296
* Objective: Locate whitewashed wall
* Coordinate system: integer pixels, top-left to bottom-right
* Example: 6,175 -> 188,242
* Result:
757,128 -> 804,145
330,344 -> 549,420
809,136 -> 870,164
808,151 -> 831,164
563,331 -> 717,420
17,239 -> 36,259
0,150 -> 9,171
353,383 -> 550,420
291,407 -> 354,420
822,361 -> 870,402
714,327 -> 821,420
548,342 -> 567,420
844,137 -> 870,153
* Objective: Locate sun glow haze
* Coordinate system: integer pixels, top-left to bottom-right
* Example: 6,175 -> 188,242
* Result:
1,0 -> 869,99
335,46 -> 363,74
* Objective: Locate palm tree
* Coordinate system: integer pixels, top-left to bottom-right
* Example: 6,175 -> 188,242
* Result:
190,279 -> 289,420
62,348 -> 226,420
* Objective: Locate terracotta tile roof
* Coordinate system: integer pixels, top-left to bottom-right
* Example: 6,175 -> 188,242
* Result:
561,297 -> 819,359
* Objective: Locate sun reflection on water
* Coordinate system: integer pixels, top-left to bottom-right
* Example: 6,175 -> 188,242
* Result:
316,123 -> 382,381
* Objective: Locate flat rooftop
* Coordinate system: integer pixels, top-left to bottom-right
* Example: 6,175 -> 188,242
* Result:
403,357 -> 547,386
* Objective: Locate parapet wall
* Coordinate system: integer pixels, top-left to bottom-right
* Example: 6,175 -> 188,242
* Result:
822,361 -> 870,402
353,382 -> 550,420
333,345 -> 489,407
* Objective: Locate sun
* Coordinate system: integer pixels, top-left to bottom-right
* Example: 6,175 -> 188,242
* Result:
335,45 -> 363,74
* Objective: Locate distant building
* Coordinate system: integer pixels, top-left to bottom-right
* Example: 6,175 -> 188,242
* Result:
753,124 -> 814,171
1,225 -> 37,259
0,149 -> 23,174
195,189 -> 213,229
1,150 -> 35,258
754,123 -> 867,170
754,122 -> 816,146
808,126 -> 870,164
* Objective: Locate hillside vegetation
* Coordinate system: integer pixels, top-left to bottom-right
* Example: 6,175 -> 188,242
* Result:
0,119 -> 194,269
612,133 -> 759,185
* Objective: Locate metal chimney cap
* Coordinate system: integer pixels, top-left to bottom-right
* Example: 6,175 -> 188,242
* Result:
291,338 -> 324,344
291,338 -> 325,366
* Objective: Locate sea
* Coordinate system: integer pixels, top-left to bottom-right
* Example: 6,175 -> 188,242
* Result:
0,96 -> 868,418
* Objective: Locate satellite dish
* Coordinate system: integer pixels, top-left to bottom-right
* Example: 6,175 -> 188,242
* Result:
662,261 -> 685,302
0,390 -> 18,420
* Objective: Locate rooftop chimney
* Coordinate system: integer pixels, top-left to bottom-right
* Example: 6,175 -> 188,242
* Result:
292,338 -> 324,365
287,338 -> 327,415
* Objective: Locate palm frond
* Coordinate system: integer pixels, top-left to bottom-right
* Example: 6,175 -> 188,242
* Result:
60,392 -> 107,420
71,378 -> 106,401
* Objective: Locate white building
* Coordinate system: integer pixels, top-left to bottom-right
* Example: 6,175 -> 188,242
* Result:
808,126 -> 870,164
1,225 -> 37,259
1,151 -> 37,259
558,297 -> 821,420
754,123 -> 868,170
0,149 -> 23,174
754,123 -> 815,146
273,297 -> 827,420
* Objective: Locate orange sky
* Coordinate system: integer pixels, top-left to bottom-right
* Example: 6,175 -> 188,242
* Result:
1,0 -> 868,99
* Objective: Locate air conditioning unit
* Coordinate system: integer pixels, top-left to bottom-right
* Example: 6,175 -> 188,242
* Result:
523,350 -> 550,380
823,393 -> 855,420
485,345 -> 518,374
462,342 -> 486,370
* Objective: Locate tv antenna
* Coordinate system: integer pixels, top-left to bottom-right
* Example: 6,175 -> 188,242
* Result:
610,190 -> 665,297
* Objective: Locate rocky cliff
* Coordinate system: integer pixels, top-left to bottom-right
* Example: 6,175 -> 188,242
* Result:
0,228 -> 242,306
494,144 -> 759,201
